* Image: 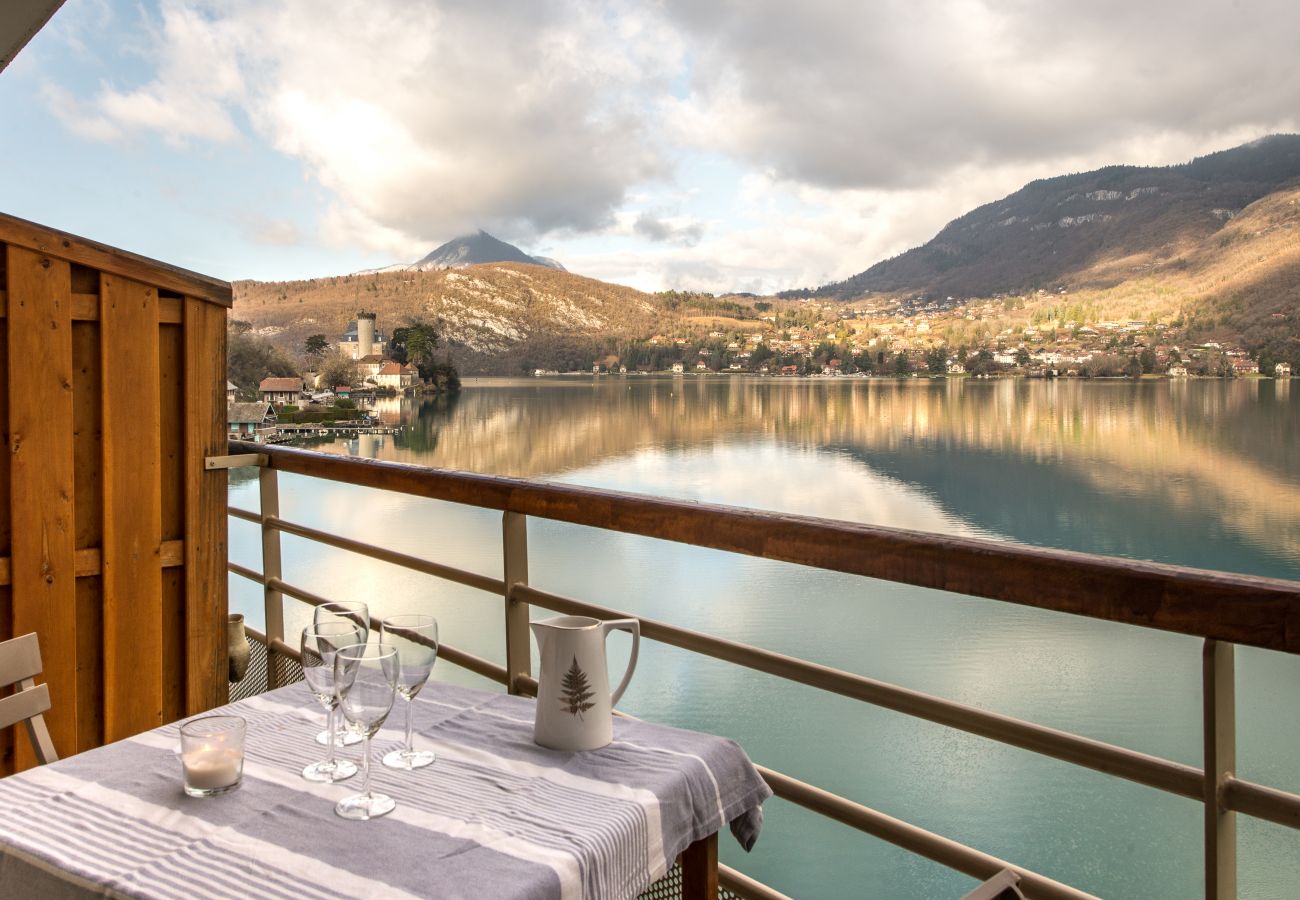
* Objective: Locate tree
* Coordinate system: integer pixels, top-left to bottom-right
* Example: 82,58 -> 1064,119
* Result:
1139,348 -> 1157,374
925,347 -> 947,374
893,352 -> 911,375
318,353 -> 359,390
559,655 -> 595,720
227,329 -> 296,395
1015,348 -> 1031,366
391,320 -> 442,380
304,334 -> 329,358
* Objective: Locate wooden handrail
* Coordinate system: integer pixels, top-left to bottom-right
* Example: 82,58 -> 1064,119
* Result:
229,440 -> 1300,655
0,212 -> 232,306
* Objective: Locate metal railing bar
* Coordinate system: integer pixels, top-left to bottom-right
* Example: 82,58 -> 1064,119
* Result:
756,765 -> 1096,900
718,862 -> 793,900
269,636 -> 299,661
228,566 -> 508,684
515,584 -> 1205,801
1222,777 -> 1300,830
229,506 -> 260,525
266,576 -> 510,686
263,514 -> 504,596
230,440 -> 1300,656
228,561 -> 264,584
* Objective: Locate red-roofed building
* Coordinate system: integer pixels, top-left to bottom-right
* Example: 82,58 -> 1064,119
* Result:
376,361 -> 420,390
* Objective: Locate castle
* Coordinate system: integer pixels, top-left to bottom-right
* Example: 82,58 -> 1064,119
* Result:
338,311 -> 388,360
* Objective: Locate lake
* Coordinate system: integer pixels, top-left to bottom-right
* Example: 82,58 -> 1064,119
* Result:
228,376 -> 1300,899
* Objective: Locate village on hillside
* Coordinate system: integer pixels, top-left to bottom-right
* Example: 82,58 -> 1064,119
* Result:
226,311 -> 426,443
576,290 -> 1295,380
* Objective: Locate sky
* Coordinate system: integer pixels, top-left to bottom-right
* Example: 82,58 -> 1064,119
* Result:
2,0 -> 1298,294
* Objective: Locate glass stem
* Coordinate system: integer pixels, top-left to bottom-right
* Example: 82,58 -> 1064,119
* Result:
404,696 -> 415,754
326,706 -> 337,764
361,734 -> 373,799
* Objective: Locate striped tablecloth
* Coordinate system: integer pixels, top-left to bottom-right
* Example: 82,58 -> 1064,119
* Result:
0,682 -> 771,899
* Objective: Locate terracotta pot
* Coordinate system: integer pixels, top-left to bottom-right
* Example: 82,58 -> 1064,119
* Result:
228,614 -> 251,683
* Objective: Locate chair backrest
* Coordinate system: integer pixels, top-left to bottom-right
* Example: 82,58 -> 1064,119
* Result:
0,633 -> 59,765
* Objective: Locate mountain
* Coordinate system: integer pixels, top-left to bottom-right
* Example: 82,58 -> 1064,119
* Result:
411,231 -> 566,272
233,262 -> 659,374
797,134 -> 1300,300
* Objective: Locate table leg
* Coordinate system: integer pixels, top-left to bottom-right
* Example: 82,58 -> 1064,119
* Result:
680,832 -> 718,900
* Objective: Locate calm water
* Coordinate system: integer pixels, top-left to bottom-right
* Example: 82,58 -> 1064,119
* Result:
229,377 -> 1300,899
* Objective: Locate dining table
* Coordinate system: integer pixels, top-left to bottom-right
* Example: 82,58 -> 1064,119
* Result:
0,680 -> 772,899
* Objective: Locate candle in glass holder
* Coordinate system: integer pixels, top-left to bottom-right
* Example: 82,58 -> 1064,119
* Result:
179,715 -> 246,797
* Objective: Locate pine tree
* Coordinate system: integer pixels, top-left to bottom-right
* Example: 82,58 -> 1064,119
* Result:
559,655 -> 596,719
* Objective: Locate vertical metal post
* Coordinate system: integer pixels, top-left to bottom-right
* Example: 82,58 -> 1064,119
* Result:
260,467 -> 285,689
502,511 -> 531,695
1203,639 -> 1236,900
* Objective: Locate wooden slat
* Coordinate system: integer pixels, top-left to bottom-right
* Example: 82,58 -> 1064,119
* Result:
184,298 -> 227,714
0,541 -> 181,586
71,315 -> 103,752
0,278 -> 9,776
232,440 -> 1300,655
100,273 -> 163,740
0,292 -> 178,322
0,213 -> 231,306
7,245 -> 78,764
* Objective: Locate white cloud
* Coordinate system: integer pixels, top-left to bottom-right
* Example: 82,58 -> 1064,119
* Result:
42,83 -> 122,142
48,0 -> 684,256
38,0 -> 1300,287
661,0 -> 1300,191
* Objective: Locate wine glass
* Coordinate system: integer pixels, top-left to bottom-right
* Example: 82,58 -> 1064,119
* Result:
313,601 -> 369,747
380,615 -> 438,770
334,643 -> 399,820
300,622 -> 364,783
314,601 -> 370,638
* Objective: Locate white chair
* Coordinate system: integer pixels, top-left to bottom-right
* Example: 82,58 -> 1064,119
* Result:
961,869 -> 1026,900
0,633 -> 58,765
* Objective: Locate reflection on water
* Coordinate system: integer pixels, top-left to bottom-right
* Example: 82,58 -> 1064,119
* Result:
350,377 -> 1300,578
230,377 -> 1300,899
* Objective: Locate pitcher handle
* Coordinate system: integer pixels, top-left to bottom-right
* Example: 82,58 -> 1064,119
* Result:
601,618 -> 640,708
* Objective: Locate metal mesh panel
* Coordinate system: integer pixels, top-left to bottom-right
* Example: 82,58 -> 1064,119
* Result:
227,629 -> 270,702
227,630 -> 303,703
640,863 -> 683,899
271,648 -> 305,688
638,863 -> 742,900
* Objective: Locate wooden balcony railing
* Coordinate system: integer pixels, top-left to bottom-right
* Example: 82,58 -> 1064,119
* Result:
222,439 -> 1300,900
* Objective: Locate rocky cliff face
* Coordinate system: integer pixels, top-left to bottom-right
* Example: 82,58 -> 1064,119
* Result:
799,135 -> 1300,300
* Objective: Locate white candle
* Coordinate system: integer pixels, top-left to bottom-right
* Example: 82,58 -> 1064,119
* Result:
182,746 -> 242,790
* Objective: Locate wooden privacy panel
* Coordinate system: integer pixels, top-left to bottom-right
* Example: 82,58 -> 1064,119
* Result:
0,212 -> 232,772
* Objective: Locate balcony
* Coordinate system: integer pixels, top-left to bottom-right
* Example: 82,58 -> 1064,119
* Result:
2,214 -> 1300,898
221,440 -> 1300,899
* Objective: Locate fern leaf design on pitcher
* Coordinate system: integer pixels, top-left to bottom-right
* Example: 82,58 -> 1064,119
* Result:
559,655 -> 596,719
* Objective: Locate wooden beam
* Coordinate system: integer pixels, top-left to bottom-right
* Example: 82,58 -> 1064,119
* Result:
0,213 -> 231,307
7,245 -> 78,762
680,833 -> 718,900
0,292 -> 179,322
100,273 -> 163,740
0,542 -> 180,587
233,441 -> 1300,656
205,453 -> 266,469
183,298 -> 228,714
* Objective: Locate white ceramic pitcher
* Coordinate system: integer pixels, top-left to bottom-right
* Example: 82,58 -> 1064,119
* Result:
531,615 -> 640,751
